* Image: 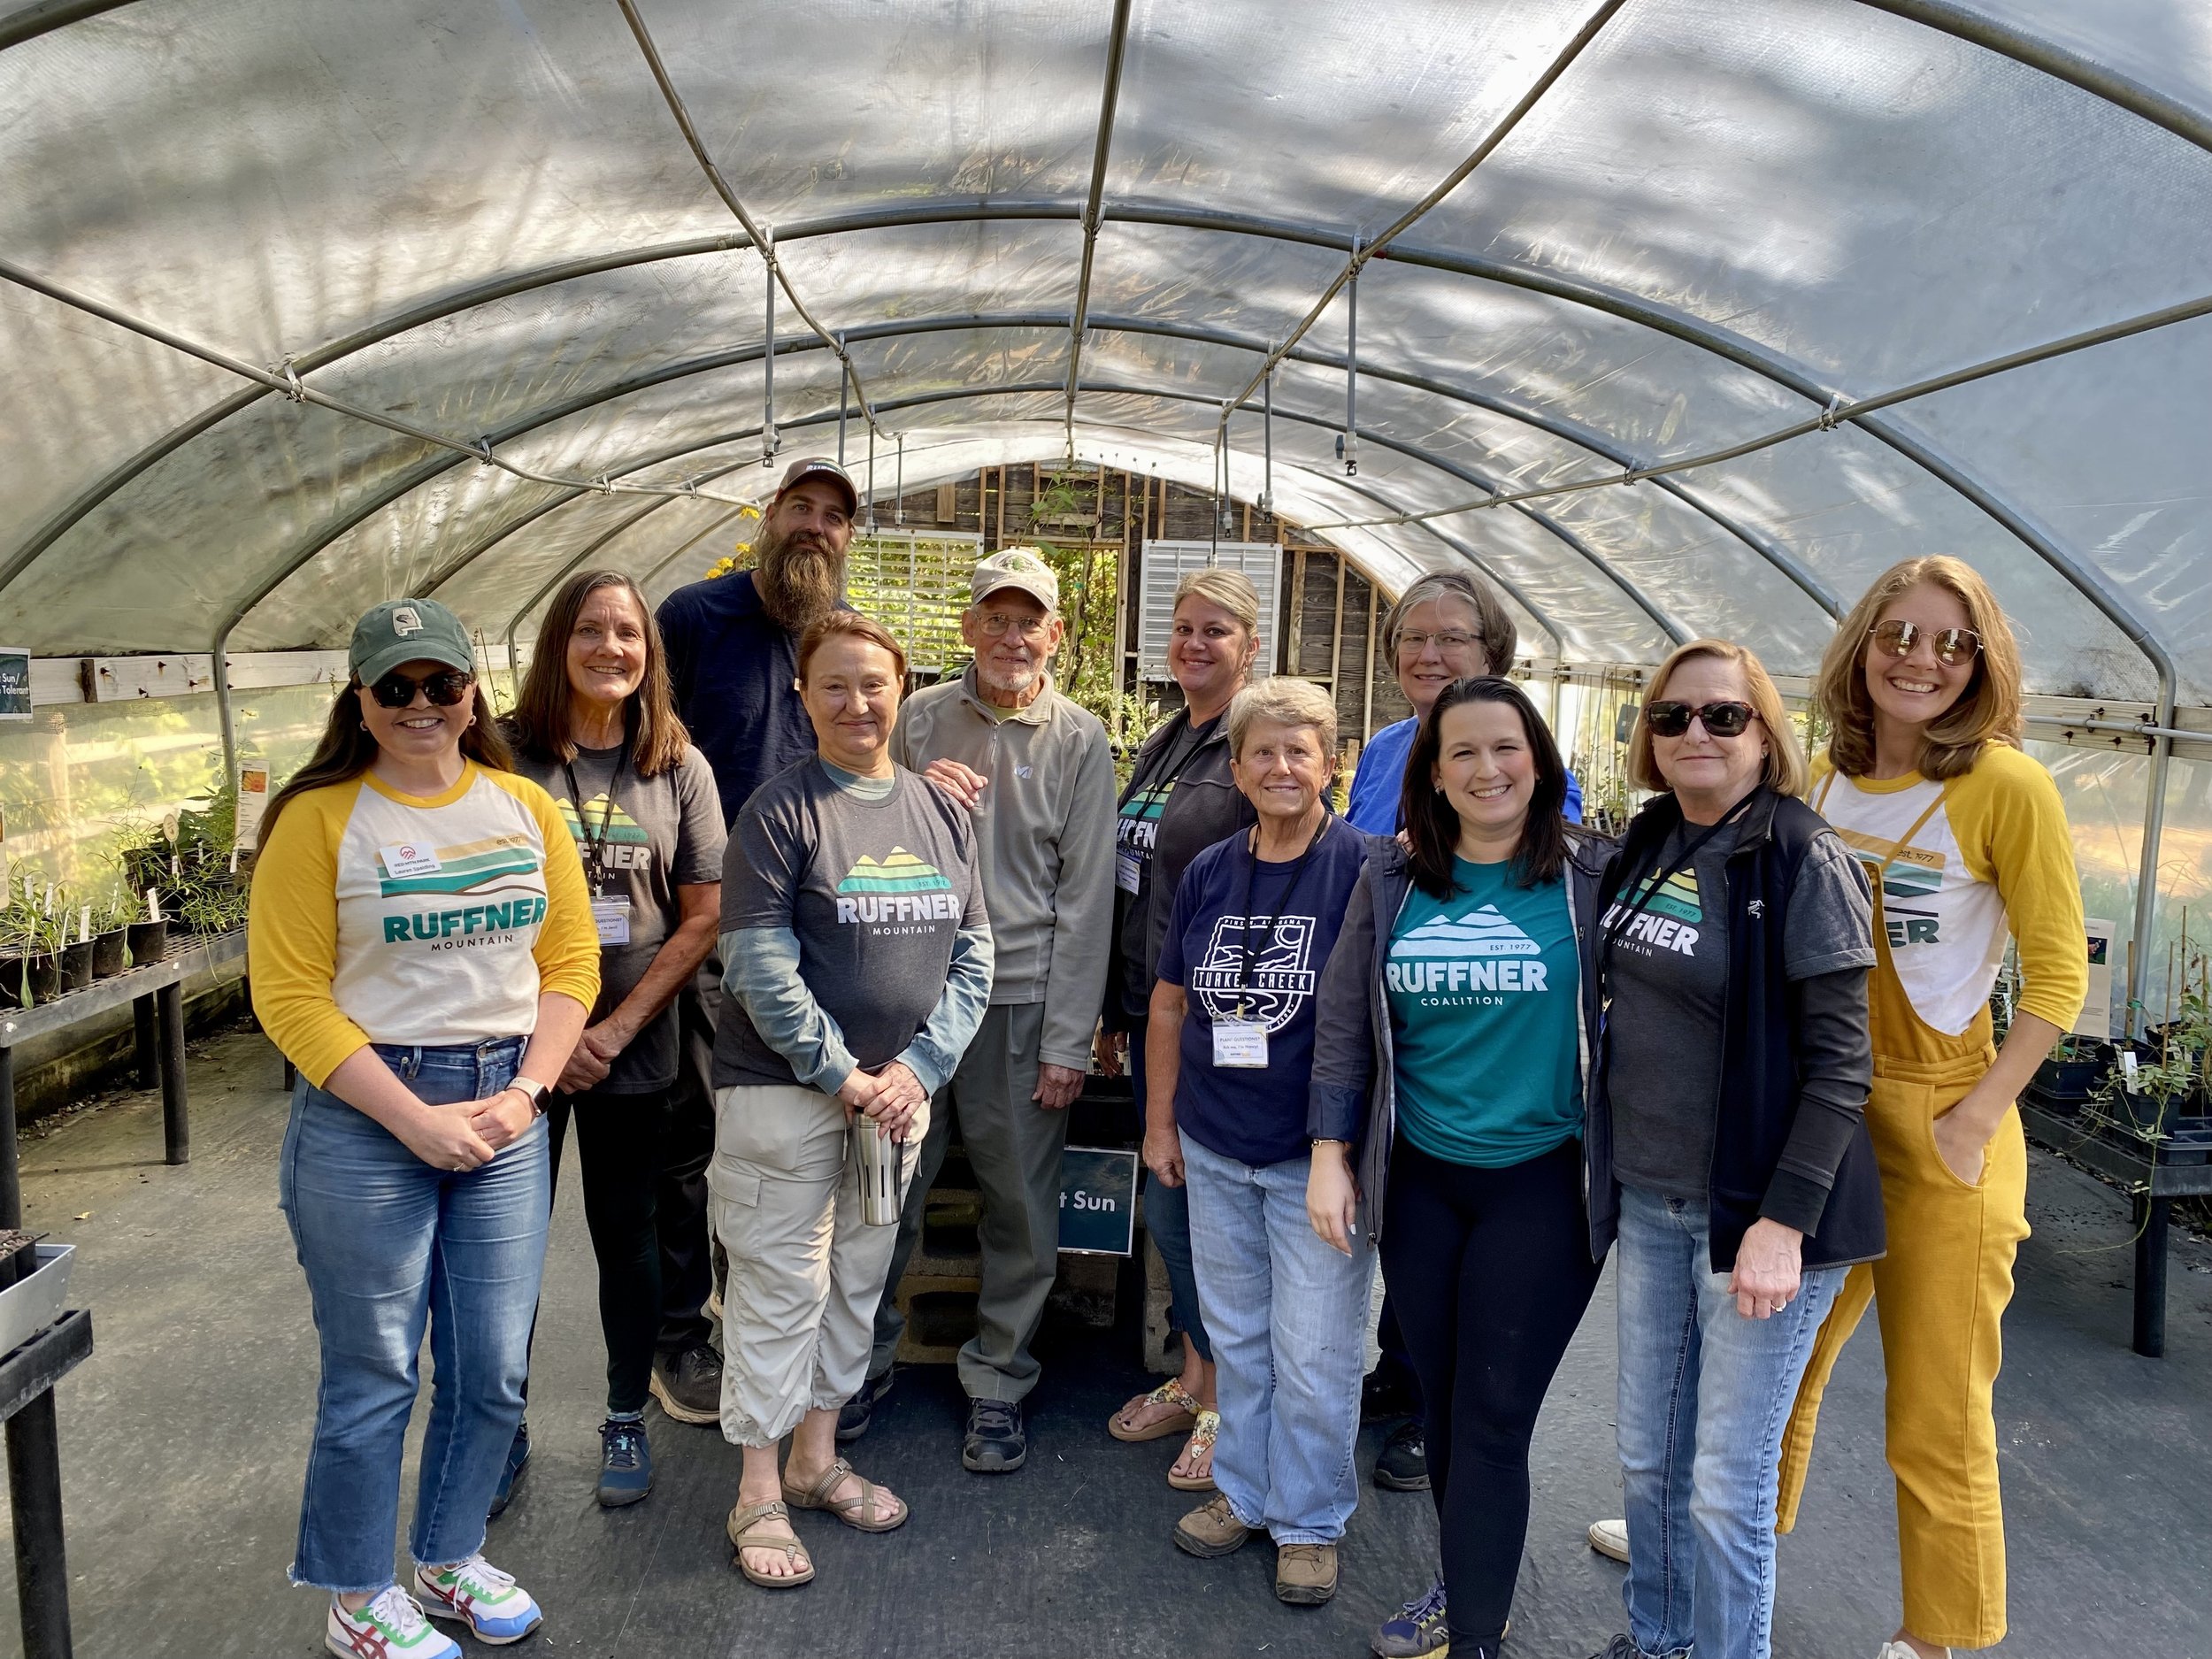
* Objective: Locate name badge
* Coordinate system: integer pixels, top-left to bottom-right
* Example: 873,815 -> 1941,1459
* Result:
1212,1020 -> 1269,1069
1115,847 -> 1143,895
380,841 -> 442,879
590,895 -> 632,946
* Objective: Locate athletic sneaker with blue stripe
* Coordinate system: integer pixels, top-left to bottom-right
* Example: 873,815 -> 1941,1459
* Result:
325,1585 -> 461,1659
413,1555 -> 544,1645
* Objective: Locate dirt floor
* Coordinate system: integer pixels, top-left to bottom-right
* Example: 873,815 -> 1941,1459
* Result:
0,1019 -> 2207,1657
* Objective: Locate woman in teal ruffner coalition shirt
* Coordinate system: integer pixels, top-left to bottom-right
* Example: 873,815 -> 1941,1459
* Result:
1308,677 -> 1611,1659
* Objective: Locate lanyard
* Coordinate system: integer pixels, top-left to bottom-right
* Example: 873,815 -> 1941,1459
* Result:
563,734 -> 631,896
1596,792 -> 1755,997
1234,812 -> 1330,1018
1121,714 -> 1217,827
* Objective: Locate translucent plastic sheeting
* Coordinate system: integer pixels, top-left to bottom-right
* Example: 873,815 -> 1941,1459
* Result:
0,0 -> 2208,714
1416,0 -> 2212,392
0,680 -> 338,901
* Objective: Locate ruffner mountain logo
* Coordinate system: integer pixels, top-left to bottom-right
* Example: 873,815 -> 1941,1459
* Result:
377,833 -> 540,898
835,848 -> 958,926
563,795 -> 653,872
1601,865 -> 1703,957
1387,904 -> 1549,1003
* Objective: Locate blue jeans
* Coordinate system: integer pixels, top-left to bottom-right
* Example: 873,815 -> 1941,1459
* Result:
1615,1184 -> 1844,1659
1131,1020 -> 1210,1362
1180,1134 -> 1371,1542
279,1040 -> 549,1593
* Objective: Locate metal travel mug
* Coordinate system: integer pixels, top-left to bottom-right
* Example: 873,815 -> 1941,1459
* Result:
853,1118 -> 902,1226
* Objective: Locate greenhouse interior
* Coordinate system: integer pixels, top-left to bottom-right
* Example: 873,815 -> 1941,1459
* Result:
0,0 -> 2208,1655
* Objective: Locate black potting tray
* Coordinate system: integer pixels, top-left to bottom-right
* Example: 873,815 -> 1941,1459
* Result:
2018,1095 -> 2212,1359
0,930 -> 248,1228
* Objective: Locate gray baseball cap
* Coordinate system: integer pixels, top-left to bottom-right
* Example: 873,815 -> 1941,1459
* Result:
349,596 -> 475,685
773,455 -> 858,515
970,546 -> 1059,611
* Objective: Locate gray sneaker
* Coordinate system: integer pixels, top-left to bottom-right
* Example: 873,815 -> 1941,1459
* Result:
649,1345 -> 723,1425
1371,1578 -> 1448,1657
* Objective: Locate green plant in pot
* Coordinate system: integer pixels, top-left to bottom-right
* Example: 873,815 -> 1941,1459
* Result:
91,893 -> 136,979
2092,1039 -> 2199,1141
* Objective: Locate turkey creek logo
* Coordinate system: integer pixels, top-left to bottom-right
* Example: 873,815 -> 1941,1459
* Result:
833,849 -> 958,933
1188,914 -> 1317,1033
1386,905 -> 1550,1006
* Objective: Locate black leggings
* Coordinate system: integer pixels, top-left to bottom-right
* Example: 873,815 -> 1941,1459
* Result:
1379,1136 -> 1601,1653
543,1087 -> 674,1417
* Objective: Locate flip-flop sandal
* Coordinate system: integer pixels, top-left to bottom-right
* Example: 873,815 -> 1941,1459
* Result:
781,1456 -> 909,1533
1167,1409 -> 1221,1492
1108,1378 -> 1201,1443
727,1498 -> 815,1588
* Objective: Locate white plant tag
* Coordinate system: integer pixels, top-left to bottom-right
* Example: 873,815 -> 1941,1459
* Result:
2121,1048 -> 2139,1091
147,887 -> 163,922
78,905 -> 92,943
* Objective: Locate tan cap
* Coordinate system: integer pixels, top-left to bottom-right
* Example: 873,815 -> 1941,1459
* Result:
772,455 -> 858,515
970,546 -> 1059,611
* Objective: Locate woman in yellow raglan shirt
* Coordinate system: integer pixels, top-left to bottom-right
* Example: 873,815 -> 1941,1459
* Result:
249,597 -> 598,1659
1775,557 -> 2086,1659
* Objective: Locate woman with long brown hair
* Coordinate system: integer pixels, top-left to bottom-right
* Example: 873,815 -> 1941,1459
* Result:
501,570 -> 726,1509
250,596 -> 598,1658
1776,556 -> 2086,1659
1308,676 -> 1609,1659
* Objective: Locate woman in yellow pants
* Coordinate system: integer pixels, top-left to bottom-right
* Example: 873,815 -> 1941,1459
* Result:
1775,556 -> 2086,1659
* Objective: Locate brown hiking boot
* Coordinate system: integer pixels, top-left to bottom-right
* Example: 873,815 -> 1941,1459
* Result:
1275,1541 -> 1339,1605
1172,1494 -> 1252,1558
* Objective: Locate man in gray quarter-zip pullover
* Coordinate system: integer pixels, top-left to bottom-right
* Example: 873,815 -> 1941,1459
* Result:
851,547 -> 1118,1475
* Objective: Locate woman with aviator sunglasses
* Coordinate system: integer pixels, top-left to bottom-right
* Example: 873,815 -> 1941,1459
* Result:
1774,557 -> 2085,1659
250,596 -> 599,1659
1578,640 -> 1880,1659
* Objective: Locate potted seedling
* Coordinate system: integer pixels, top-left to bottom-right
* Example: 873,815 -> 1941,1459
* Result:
2028,1033 -> 2107,1118
90,893 -> 134,979
127,887 -> 170,966
56,897 -> 95,993
2092,1036 -> 2198,1141
19,906 -> 65,1007
0,910 -> 28,1010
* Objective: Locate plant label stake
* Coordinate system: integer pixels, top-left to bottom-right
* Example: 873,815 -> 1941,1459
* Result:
147,887 -> 163,923
42,884 -> 54,915
2122,1048 -> 2140,1091
77,906 -> 91,944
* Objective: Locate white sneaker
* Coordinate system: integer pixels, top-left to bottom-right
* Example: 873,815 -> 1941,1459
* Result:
326,1586 -> 461,1659
414,1554 -> 543,1645
1873,1646 -> 1947,1659
1586,1516 -> 1631,1563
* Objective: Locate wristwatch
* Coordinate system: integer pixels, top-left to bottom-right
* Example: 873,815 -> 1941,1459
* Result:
509,1076 -> 552,1117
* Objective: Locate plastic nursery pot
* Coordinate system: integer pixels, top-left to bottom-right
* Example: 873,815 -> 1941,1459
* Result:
91,928 -> 128,979
0,956 -> 26,1010
58,939 -> 95,993
126,919 -> 169,965
23,954 -> 61,1006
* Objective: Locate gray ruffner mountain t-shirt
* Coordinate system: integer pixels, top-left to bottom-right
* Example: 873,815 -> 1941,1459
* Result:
715,760 -> 989,1091
511,741 -> 725,1093
1603,817 -> 1873,1199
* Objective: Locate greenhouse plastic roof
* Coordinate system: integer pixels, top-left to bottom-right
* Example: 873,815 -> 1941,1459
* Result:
1,0 -> 2209,707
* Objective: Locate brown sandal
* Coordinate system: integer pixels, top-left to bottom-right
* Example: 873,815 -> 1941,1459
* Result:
727,1498 -> 815,1587
780,1456 -> 909,1533
1167,1409 -> 1221,1492
1109,1378 -> 1201,1443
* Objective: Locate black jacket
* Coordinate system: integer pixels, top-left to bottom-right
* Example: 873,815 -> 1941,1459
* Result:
1588,787 -> 1885,1274
1107,709 -> 1256,1024
1308,831 -> 1613,1253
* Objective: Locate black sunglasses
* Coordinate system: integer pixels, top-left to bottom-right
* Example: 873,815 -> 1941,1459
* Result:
1645,699 -> 1758,738
1868,618 -> 1982,666
367,669 -> 474,710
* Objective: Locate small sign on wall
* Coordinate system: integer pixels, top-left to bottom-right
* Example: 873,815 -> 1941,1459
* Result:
2076,918 -> 2116,1040
1058,1147 -> 1139,1256
235,764 -> 272,850
0,648 -> 29,721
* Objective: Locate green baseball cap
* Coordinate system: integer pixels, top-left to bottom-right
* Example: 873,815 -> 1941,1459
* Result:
349,596 -> 476,686
970,546 -> 1059,611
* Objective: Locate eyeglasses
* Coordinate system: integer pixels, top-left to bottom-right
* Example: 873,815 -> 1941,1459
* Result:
977,612 -> 1051,640
368,669 -> 474,710
1644,699 -> 1759,738
1396,629 -> 1481,657
1868,619 -> 1981,665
